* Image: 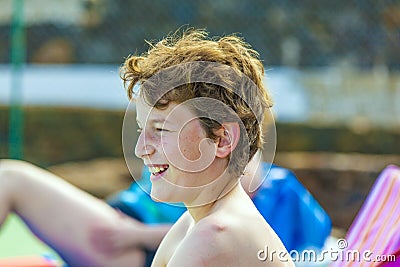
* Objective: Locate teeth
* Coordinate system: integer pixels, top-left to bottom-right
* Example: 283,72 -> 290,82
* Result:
149,166 -> 167,174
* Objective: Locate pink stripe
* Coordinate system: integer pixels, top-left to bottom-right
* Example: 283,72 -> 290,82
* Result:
348,170 -> 396,254
363,176 -> 400,254
371,178 -> 400,254
331,166 -> 400,267
359,168 -> 400,267
361,189 -> 400,267
382,223 -> 400,256
346,168 -> 394,247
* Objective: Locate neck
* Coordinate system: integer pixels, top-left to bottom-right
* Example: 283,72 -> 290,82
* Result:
186,180 -> 241,222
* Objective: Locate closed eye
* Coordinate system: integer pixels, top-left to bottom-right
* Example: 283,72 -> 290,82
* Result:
155,128 -> 168,132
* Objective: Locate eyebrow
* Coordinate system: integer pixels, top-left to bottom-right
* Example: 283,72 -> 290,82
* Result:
136,118 -> 167,126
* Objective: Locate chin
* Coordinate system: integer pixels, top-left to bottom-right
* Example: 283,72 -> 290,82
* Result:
151,186 -> 191,205
149,193 -> 163,202
150,186 -> 176,203
150,189 -> 165,202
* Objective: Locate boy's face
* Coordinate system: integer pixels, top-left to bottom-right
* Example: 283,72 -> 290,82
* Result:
135,96 -> 223,204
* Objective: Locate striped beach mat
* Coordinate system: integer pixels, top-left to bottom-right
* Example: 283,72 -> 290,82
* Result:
376,247 -> 400,266
0,255 -> 61,267
331,165 -> 400,267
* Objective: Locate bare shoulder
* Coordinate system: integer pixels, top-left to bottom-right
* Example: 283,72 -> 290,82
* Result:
168,211 -> 294,267
151,211 -> 193,267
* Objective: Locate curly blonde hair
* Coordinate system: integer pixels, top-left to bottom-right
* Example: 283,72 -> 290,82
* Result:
121,28 -> 272,176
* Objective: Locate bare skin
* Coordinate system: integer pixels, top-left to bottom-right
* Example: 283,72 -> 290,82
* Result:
92,151 -> 265,254
0,144 -> 293,267
0,159 -> 167,267
135,100 -> 295,267
0,151 -> 279,267
90,210 -> 172,254
0,100 -> 291,267
151,184 -> 294,267
0,28 -> 297,266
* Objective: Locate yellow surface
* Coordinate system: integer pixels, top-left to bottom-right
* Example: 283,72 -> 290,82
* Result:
0,214 -> 60,260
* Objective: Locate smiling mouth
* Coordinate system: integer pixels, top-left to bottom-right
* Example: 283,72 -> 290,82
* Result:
148,165 -> 169,176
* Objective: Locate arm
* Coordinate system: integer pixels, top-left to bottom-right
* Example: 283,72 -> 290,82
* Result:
90,212 -> 172,254
0,159 -> 146,267
137,223 -> 172,250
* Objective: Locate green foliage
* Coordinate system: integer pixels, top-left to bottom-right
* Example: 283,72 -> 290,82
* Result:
0,106 -> 133,167
276,124 -> 400,154
1,106 -> 399,167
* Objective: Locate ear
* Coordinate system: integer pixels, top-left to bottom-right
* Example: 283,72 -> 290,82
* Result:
215,122 -> 240,159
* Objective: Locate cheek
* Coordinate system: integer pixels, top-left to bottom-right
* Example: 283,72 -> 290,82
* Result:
178,127 -> 204,161
161,133 -> 200,162
162,121 -> 214,174
159,134 -> 180,159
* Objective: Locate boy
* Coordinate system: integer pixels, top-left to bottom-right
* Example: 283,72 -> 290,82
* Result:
0,28 -> 295,266
121,28 -> 294,266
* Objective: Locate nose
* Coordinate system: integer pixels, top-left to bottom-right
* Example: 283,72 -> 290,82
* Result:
135,129 -> 155,159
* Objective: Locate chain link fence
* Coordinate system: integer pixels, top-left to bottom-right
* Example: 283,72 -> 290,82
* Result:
1,0 -> 400,130
1,0 -> 399,69
1,1 -> 399,221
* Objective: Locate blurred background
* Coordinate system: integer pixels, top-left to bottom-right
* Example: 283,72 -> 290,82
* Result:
1,0 -> 400,233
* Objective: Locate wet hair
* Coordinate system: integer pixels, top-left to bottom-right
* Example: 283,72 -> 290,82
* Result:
121,28 -> 272,176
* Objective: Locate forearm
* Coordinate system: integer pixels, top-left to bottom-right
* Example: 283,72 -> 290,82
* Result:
136,223 -> 172,250
0,159 -> 126,265
0,160 -> 17,225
